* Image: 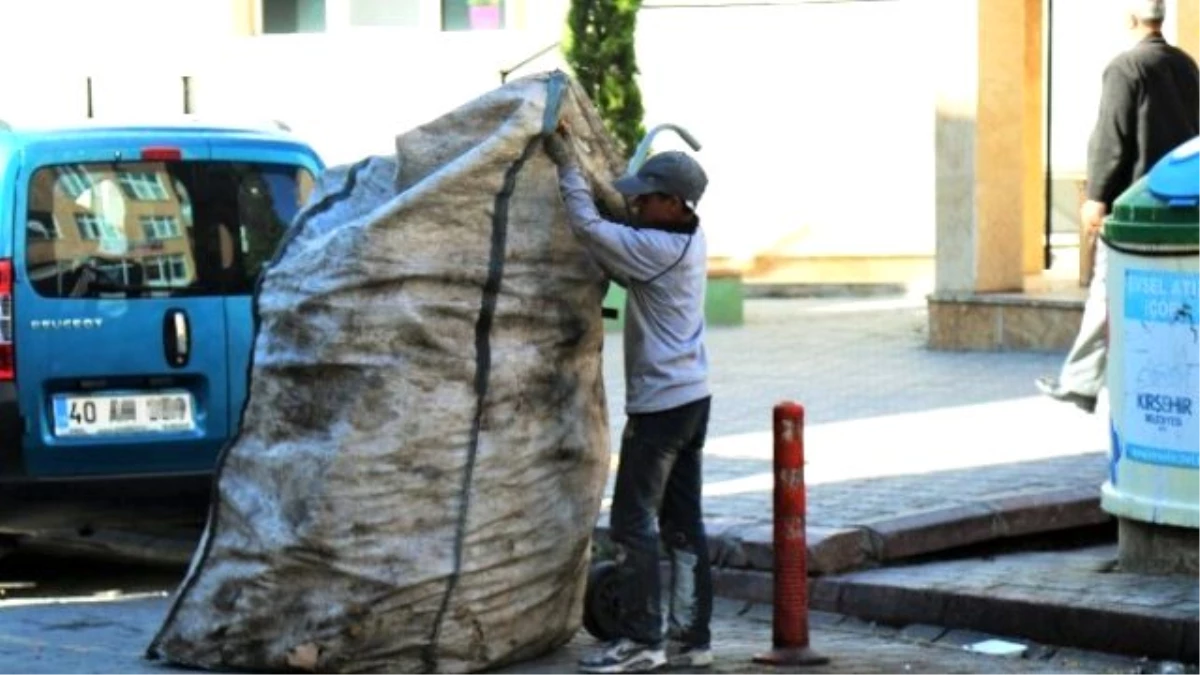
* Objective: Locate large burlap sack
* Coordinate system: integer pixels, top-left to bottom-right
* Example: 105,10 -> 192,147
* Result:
146,72 -> 628,673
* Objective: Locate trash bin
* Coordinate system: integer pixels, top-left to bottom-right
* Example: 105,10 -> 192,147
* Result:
1101,136 -> 1200,531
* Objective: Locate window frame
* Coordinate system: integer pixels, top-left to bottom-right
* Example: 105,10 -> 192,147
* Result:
254,0 -> 521,34
117,172 -> 170,202
74,213 -> 123,242
140,214 -> 182,241
142,253 -> 191,288
27,216 -> 61,240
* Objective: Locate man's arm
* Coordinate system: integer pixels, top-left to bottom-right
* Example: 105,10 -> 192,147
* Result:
545,135 -> 677,285
1086,61 -> 1139,206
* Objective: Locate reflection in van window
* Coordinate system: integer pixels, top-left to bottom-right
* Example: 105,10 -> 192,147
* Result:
26,161 -> 314,299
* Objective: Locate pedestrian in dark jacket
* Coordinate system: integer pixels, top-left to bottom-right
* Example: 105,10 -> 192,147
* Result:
1038,0 -> 1199,412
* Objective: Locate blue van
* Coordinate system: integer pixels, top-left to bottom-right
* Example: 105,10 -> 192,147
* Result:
0,119 -> 322,544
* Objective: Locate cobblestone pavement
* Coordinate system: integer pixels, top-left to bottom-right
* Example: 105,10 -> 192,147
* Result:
504,597 -> 1166,675
598,297 -> 1110,532
0,588 -> 1159,675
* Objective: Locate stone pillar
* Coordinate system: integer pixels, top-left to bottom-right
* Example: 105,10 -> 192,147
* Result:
231,0 -> 258,35
932,0 -> 980,296
1020,0 -> 1046,278
928,0 -> 1062,351
934,0 -> 1044,295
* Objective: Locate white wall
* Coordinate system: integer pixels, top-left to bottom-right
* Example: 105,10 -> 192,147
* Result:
634,1 -> 938,261
191,30 -> 570,163
0,0 -> 237,45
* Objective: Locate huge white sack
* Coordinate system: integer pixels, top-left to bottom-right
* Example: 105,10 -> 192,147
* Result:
146,71 -> 628,673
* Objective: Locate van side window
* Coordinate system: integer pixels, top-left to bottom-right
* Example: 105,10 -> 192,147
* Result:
26,162 -> 314,299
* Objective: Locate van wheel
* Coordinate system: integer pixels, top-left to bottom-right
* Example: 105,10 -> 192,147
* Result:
583,560 -> 622,642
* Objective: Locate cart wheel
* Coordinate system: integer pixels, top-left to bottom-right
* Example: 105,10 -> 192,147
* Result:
583,560 -> 622,642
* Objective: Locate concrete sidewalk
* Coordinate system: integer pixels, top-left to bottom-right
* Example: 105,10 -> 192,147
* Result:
597,296 -> 1114,572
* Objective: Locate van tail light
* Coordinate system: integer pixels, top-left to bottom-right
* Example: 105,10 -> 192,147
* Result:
0,259 -> 12,381
141,147 -> 182,161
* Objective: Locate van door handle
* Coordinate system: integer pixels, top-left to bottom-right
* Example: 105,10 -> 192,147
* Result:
163,309 -> 190,368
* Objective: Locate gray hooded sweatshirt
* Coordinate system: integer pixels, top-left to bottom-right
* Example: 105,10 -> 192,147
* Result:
556,166 -> 710,415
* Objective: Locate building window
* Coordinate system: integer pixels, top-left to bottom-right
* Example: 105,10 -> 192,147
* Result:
117,172 -> 169,201
350,0 -> 421,27
58,166 -> 93,200
442,0 -> 504,31
27,215 -> 60,240
144,254 -> 190,287
75,213 -> 122,241
262,0 -> 326,33
141,215 -> 182,241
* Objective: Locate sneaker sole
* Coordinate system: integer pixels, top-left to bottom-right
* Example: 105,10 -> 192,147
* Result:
579,654 -> 667,674
668,653 -> 713,668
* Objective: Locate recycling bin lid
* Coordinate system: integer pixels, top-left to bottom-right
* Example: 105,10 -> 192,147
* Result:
1148,136 -> 1200,207
1104,136 -> 1200,246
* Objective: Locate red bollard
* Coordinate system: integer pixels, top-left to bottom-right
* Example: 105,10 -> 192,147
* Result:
753,402 -> 829,666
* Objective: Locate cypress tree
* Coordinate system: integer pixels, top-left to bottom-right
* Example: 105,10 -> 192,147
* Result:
563,0 -> 647,157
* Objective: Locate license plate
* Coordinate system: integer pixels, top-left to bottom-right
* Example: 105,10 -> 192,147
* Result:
53,392 -> 195,437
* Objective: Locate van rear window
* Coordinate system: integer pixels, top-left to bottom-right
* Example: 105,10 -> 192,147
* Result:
26,161 -> 315,298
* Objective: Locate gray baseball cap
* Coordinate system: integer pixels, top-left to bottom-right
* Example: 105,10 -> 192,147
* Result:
613,151 -> 708,208
1131,0 -> 1165,21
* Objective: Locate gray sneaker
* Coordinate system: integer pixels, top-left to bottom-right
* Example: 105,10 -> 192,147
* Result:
667,642 -> 713,668
579,638 -> 667,674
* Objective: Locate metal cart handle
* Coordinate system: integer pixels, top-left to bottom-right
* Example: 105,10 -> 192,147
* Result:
626,124 -> 702,174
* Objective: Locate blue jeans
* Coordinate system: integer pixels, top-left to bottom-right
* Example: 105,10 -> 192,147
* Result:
609,396 -> 712,648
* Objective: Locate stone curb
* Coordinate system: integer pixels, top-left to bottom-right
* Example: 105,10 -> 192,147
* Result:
593,485 -> 1111,575
853,485 -> 1111,563
743,282 -> 909,299
708,567 -> 1199,663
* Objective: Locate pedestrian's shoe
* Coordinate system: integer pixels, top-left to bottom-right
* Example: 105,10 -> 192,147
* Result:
667,642 -> 713,668
578,638 -> 666,674
1035,377 -> 1098,414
